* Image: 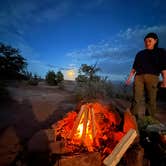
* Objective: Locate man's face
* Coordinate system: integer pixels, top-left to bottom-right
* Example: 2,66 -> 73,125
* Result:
144,37 -> 157,50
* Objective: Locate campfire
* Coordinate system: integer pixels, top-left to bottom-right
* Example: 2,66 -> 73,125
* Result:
54,102 -> 137,162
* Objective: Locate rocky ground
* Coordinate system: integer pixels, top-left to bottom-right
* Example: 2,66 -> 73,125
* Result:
0,81 -> 77,165
0,81 -> 165,166
0,81 -> 76,137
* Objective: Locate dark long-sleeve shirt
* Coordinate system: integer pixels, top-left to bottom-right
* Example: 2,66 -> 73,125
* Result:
133,48 -> 166,75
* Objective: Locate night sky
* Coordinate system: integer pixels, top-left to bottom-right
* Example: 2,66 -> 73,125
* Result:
0,0 -> 166,80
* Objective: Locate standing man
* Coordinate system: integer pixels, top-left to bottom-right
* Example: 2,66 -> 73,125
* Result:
126,32 -> 166,119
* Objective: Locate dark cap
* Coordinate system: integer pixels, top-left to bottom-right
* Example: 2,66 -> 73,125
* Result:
144,32 -> 158,40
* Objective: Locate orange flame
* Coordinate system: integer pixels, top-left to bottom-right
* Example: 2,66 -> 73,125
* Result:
70,108 -> 95,151
75,113 -> 84,139
54,102 -> 136,156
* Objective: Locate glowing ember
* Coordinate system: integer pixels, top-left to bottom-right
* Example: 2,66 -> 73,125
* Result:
54,102 -> 137,157
77,122 -> 83,138
75,120 -> 92,139
67,105 -> 96,151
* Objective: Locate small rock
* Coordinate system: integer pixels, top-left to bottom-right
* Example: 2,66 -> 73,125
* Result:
124,144 -> 144,166
54,152 -> 101,166
146,123 -> 166,144
28,129 -> 55,152
49,141 -> 69,154
146,123 -> 166,134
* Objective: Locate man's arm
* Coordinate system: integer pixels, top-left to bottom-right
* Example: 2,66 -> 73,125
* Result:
161,70 -> 166,88
126,69 -> 136,85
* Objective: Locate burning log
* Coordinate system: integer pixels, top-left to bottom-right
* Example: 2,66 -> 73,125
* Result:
54,152 -> 102,166
68,104 -> 98,151
68,105 -> 86,140
103,128 -> 137,166
53,102 -> 138,160
90,108 -> 97,139
82,106 -> 88,141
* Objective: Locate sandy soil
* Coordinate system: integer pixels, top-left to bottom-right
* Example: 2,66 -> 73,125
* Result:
0,81 -> 76,141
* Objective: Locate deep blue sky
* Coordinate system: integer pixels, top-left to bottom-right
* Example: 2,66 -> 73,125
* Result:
0,0 -> 166,80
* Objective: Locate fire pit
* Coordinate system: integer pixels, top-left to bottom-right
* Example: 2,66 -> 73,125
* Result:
51,102 -> 138,166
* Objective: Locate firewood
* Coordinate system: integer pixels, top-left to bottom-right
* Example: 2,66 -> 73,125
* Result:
103,129 -> 137,166
54,152 -> 101,166
90,108 -> 97,139
68,105 -> 86,139
82,108 -> 88,141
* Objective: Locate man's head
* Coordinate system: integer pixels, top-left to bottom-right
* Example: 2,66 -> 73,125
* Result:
144,32 -> 159,50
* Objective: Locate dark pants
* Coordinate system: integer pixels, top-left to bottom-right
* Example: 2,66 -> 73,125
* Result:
131,74 -> 159,118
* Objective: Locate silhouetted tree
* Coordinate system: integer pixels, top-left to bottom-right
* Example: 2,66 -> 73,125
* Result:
45,70 -> 57,85
56,71 -> 64,83
75,63 -> 113,100
0,43 -> 27,80
79,63 -> 100,81
76,63 -> 100,83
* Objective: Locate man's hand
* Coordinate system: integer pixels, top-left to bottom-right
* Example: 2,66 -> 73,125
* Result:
160,81 -> 166,88
161,70 -> 166,88
126,69 -> 136,86
125,78 -> 131,86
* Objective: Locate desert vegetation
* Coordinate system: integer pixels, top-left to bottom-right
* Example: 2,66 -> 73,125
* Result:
45,70 -> 64,86
75,63 -> 114,101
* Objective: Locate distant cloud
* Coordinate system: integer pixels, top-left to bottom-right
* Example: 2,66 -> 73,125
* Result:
0,0 -> 71,36
117,25 -> 166,47
0,0 -> 71,48
67,25 -> 166,80
0,0 -> 72,77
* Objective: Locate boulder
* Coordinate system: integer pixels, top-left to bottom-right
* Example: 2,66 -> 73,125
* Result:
146,123 -> 166,144
28,129 -> 55,152
123,109 -> 138,133
123,144 -> 144,166
146,123 -> 166,133
0,126 -> 21,166
49,141 -> 69,154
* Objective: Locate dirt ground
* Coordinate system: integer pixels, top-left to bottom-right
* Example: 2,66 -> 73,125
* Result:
0,81 -> 76,141
0,81 -> 165,166
0,80 -> 165,141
